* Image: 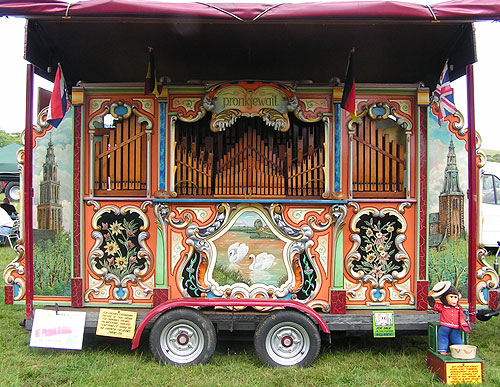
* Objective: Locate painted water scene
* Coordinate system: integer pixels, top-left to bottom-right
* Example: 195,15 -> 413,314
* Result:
212,210 -> 288,287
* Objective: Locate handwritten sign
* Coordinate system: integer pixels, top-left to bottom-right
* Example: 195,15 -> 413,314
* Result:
96,308 -> 137,339
446,362 -> 482,384
372,311 -> 395,338
30,309 -> 86,350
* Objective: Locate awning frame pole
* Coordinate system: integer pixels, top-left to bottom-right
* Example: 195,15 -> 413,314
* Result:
466,64 -> 477,323
24,64 -> 34,320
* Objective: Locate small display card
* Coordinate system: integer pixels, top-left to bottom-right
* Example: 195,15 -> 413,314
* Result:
372,311 -> 395,338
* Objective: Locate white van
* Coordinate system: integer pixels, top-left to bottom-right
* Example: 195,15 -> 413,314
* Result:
481,161 -> 500,253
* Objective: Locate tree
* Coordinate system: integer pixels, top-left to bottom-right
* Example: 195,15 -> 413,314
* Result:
0,130 -> 22,147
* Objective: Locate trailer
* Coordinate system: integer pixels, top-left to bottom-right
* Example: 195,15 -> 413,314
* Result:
2,0 -> 500,367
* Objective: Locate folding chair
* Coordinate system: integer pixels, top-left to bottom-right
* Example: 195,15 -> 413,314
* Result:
0,220 -> 19,249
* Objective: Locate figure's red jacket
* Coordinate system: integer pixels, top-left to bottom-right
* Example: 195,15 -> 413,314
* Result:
432,302 -> 471,332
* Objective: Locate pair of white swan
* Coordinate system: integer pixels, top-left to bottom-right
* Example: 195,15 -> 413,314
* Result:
227,242 -> 276,271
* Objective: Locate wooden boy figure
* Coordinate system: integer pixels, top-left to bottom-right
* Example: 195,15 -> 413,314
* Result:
427,281 -> 471,356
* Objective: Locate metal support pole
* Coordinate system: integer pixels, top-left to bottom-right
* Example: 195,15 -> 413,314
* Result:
24,64 -> 34,320
466,64 -> 477,323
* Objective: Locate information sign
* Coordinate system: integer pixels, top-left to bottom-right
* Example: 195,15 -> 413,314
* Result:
96,308 -> 137,339
30,309 -> 86,350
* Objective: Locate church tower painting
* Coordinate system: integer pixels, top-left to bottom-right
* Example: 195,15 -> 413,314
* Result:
428,137 -> 466,247
37,136 -> 63,233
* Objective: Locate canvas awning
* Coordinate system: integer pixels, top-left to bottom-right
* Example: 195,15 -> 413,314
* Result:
1,0 -> 499,88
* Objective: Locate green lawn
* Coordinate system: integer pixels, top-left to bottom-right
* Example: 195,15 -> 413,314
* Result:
1,245 -> 500,386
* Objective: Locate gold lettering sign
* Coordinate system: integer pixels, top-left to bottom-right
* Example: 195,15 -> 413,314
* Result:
203,82 -> 297,132
213,86 -> 286,114
96,308 -> 138,339
445,362 -> 482,384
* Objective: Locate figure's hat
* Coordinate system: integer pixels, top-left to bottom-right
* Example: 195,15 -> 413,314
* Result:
429,281 -> 452,297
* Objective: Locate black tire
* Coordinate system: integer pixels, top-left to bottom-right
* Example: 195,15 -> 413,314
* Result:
149,308 -> 216,366
4,182 -> 20,202
254,310 -> 321,367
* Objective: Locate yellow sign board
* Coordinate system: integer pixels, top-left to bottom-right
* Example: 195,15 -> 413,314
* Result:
445,362 -> 482,385
96,308 -> 138,339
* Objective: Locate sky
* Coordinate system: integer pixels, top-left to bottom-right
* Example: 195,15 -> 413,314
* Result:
0,1 -> 500,150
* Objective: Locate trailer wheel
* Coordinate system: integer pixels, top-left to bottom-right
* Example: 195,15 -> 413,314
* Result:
254,310 -> 321,367
4,182 -> 20,202
149,308 -> 216,366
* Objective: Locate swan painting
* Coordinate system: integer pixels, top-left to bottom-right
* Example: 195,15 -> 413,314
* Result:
248,252 -> 276,271
228,242 -> 249,263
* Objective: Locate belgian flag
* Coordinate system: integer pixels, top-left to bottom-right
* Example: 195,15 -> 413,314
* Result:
144,48 -> 162,97
341,48 -> 356,120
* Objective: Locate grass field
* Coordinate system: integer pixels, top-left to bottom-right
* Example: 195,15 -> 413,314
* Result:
1,246 -> 500,386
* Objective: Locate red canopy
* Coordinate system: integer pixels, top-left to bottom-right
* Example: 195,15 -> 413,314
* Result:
1,0 -> 496,87
1,0 -> 500,21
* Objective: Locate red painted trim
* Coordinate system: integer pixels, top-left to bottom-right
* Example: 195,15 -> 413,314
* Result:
466,65 -> 477,323
24,64 -> 34,320
73,106 -> 81,278
329,290 -> 346,314
419,106 -> 427,281
131,298 -> 330,349
4,285 -> 13,305
71,278 -> 83,308
153,288 -> 169,307
416,280 -> 429,310
488,290 -> 499,310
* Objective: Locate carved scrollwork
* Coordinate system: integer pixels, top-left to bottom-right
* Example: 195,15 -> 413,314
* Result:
175,203 -> 322,306
348,101 -> 412,134
345,207 -> 414,304
476,247 -> 500,305
89,100 -> 153,130
85,205 -> 153,303
3,242 -> 26,301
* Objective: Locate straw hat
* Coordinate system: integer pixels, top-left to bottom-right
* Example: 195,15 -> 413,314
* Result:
429,281 -> 452,297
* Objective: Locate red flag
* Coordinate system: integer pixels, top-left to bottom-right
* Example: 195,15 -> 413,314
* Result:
47,64 -> 69,128
144,48 -> 162,97
341,48 -> 356,120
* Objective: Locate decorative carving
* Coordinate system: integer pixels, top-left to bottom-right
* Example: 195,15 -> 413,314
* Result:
348,102 -> 412,134
89,100 -> 153,130
476,247 -> 500,305
171,97 -> 206,122
345,207 -> 414,304
2,243 -> 26,301
85,205 -> 153,303
163,203 -> 324,308
203,82 -> 298,132
294,98 -> 328,123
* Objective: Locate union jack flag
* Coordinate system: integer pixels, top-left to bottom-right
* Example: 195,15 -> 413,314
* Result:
433,60 -> 457,125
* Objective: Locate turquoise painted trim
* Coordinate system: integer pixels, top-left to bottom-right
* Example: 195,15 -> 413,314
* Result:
333,229 -> 344,289
334,103 -> 341,192
155,226 -> 166,287
32,301 -> 72,306
77,303 -> 152,308
153,199 -> 347,204
159,102 -> 167,190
